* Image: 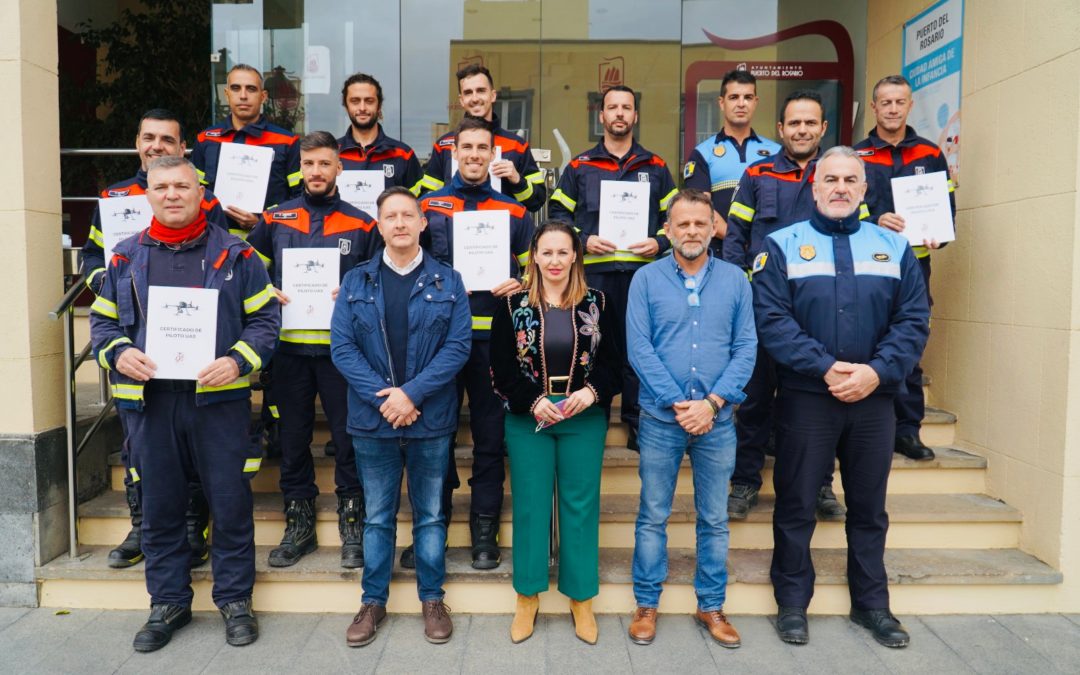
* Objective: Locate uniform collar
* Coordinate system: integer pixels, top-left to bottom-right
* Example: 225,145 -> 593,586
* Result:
867,125 -> 919,149
451,171 -> 495,196
810,206 -> 862,236
135,169 -> 148,188
715,127 -> 762,144
592,139 -> 650,164
774,148 -> 821,173
340,124 -> 388,151
302,187 -> 341,211
216,114 -> 269,138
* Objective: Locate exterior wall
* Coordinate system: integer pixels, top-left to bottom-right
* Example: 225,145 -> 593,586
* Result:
866,0 -> 1080,602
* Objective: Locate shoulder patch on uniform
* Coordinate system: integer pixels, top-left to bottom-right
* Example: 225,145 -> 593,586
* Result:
752,252 -> 768,273
683,161 -> 696,179
799,244 -> 816,261
575,154 -> 591,162
757,149 -> 772,157
272,211 -> 299,220
873,252 -> 891,262
204,129 -> 224,138
856,149 -> 874,157
438,138 -> 455,148
107,189 -> 131,197
713,145 -> 726,158
427,199 -> 454,209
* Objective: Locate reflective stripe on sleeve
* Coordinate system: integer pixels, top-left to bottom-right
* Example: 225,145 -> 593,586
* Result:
243,457 -> 262,473
243,283 -> 274,314
231,340 -> 262,371
287,170 -> 303,187
91,296 -> 119,319
98,336 -> 133,370
728,201 -> 755,223
471,316 -> 493,331
550,188 -> 577,213
659,188 -> 678,211
88,226 -> 105,247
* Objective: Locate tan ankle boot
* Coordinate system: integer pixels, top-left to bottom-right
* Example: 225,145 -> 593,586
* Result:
510,594 -> 540,643
569,598 -> 598,645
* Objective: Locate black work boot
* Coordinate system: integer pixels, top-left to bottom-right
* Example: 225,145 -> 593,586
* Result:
850,608 -> 910,648
727,483 -> 759,520
220,598 -> 259,646
324,440 -> 337,457
470,512 -> 501,570
269,498 -> 318,567
186,487 -> 210,568
338,494 -> 365,569
895,435 -> 935,461
400,544 -> 415,569
815,485 -> 847,520
133,603 -> 192,652
109,484 -> 144,568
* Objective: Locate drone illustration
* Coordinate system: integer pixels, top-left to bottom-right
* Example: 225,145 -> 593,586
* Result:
347,179 -> 374,190
238,154 -> 259,166
112,208 -> 143,222
295,259 -> 326,273
905,184 -> 933,197
466,221 -> 495,235
163,301 -> 199,316
618,191 -> 639,203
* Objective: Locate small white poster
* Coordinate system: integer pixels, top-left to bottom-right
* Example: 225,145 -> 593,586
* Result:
99,194 -> 152,262
145,286 -> 219,380
214,142 -> 275,213
890,171 -> 955,246
281,247 -> 341,330
452,145 -> 502,192
453,210 -> 510,292
599,180 -> 649,250
338,170 -> 385,217
304,45 -> 332,95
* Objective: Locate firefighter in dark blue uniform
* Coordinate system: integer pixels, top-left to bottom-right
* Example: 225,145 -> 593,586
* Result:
724,90 -> 849,522
752,147 -> 929,648
419,64 -> 546,212
407,116 -> 533,571
682,70 -> 780,255
90,157 -> 279,652
247,131 -> 382,570
548,85 -> 677,448
338,73 -> 424,194
855,75 -> 956,462
80,109 -> 227,571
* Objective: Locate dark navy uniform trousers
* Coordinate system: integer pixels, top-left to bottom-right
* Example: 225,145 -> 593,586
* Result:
124,386 -> 256,608
586,269 -> 637,429
894,256 -> 933,438
770,388 -> 894,611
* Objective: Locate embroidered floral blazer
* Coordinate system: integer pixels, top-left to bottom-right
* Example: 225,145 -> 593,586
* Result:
489,288 -> 621,414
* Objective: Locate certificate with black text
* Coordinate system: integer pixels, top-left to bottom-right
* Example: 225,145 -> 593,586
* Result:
213,142 -> 275,213
99,194 -> 152,262
145,286 -> 219,380
281,247 -> 340,330
338,170 -> 385,217
453,210 -> 510,292
890,171 -> 955,246
451,146 -> 502,192
599,180 -> 649,250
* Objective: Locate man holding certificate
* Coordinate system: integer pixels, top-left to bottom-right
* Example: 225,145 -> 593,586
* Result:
192,64 -> 302,236
416,116 -> 534,572
855,74 -> 957,462
548,85 -> 678,450
247,131 -> 381,570
90,157 -> 279,652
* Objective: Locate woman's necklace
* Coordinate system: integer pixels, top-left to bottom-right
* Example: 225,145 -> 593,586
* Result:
543,295 -> 565,310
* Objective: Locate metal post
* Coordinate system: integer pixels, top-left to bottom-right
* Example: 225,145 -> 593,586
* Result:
63,306 -> 79,559
98,368 -> 110,406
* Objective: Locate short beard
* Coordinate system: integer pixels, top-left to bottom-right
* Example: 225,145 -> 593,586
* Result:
351,116 -> 378,132
605,124 -> 631,139
674,241 -> 705,261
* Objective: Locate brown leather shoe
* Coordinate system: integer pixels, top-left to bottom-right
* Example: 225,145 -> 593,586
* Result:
695,608 -> 740,648
346,603 -> 387,647
569,598 -> 598,645
628,606 -> 658,645
422,600 -> 453,644
510,594 -> 540,644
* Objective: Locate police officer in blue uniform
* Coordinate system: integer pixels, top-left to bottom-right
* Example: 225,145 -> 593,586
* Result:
752,146 -> 929,648
90,157 -> 279,652
683,70 -> 780,255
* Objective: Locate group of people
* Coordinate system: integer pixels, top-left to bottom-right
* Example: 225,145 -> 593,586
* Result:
86,60 -> 949,653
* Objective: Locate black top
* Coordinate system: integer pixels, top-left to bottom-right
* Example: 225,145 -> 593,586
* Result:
147,233 -> 207,288
379,262 -> 423,387
541,304 -> 574,379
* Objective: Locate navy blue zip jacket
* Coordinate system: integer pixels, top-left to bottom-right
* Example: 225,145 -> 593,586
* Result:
751,207 -> 929,396
330,253 -> 471,439
337,124 -> 425,195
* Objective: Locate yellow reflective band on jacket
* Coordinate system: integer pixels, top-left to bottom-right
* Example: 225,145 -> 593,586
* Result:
407,179 -> 424,197
98,336 -> 133,370
88,226 -> 104,247
91,295 -> 119,320
419,174 -> 445,192
584,252 -> 653,265
513,180 -> 534,203
287,170 -> 303,187
129,467 -> 140,483
516,251 -> 530,267
84,267 -> 106,291
195,380 -> 250,394
729,201 -> 755,223
550,188 -> 577,213
913,245 -> 930,259
656,228 -> 667,237
659,188 -> 678,211
112,383 -> 145,402
947,179 -> 956,193
254,248 -> 272,267
525,171 -> 544,185
244,284 -> 274,314
268,405 -> 280,419
196,167 -> 208,185
280,329 -> 331,345
229,228 -> 251,241
859,203 -> 871,220
231,340 -> 262,371
243,457 -> 262,473
472,316 -> 493,331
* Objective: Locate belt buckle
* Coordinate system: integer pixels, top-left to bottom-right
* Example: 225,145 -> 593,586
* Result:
547,375 -> 570,397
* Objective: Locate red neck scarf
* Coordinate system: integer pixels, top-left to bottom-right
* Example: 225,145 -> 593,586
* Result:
148,212 -> 207,245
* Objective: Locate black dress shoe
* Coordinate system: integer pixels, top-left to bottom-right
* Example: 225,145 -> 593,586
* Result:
626,424 -> 640,452
775,606 -> 808,645
400,544 -> 416,569
133,604 -> 192,652
850,608 -> 910,648
220,598 -> 259,646
895,435 -> 935,461
815,485 -> 847,520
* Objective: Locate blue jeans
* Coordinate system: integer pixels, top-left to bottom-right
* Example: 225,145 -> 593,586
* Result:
353,434 -> 452,606
632,412 -> 737,611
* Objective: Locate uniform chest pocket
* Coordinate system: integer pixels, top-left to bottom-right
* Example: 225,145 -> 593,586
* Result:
347,294 -> 378,334
755,182 -> 780,221
584,173 -> 603,213
116,281 -> 137,327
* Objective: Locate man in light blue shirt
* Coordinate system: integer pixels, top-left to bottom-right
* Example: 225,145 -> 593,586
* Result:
625,188 -> 757,647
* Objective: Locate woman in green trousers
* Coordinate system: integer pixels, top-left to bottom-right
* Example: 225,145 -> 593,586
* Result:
490,220 -> 621,645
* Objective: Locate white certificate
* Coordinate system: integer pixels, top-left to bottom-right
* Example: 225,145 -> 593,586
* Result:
453,210 -> 510,292
890,171 -> 955,246
99,194 -> 152,262
213,142 -> 275,213
452,145 -> 502,192
145,286 -> 219,380
338,170 -> 384,216
281,247 -> 341,330
599,179 -> 649,250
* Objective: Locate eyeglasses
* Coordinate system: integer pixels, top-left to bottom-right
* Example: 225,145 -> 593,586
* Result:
684,277 -> 700,307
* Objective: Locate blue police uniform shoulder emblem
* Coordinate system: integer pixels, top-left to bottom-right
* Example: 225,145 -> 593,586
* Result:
713,144 -> 726,158
752,252 -> 768,273
683,161 -> 696,179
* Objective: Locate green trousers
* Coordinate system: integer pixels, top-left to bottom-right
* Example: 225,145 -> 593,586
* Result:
504,403 -> 607,600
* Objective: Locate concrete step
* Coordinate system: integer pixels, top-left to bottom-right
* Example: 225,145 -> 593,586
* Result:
37,545 -> 1061,615
110,444 -> 985,496
78,489 -> 1019,551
